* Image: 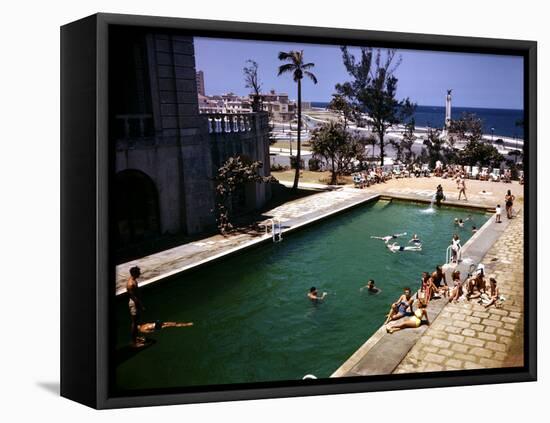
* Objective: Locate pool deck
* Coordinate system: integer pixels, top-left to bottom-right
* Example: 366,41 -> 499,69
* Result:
116,178 -> 523,296
331,206 -> 519,377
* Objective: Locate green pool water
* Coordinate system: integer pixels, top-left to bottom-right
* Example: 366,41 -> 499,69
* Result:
114,200 -> 489,391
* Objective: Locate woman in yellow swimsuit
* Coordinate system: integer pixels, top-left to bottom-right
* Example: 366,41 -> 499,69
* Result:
386,300 -> 429,334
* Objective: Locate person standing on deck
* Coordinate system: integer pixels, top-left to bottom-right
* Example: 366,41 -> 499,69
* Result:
457,177 -> 468,201
127,266 -> 145,348
505,190 -> 515,219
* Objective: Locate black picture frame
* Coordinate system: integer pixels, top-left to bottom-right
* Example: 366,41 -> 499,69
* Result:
61,12 -> 537,409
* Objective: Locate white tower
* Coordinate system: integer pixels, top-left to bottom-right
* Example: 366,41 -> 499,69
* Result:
445,89 -> 452,130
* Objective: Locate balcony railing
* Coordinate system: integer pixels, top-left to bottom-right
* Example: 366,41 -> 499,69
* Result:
114,114 -> 154,139
203,113 -> 257,134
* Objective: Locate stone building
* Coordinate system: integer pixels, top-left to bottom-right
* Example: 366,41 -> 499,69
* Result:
110,28 -> 271,258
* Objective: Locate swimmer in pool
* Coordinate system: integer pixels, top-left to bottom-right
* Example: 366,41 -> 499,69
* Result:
308,286 -> 327,301
138,321 -> 194,333
409,234 -> 422,245
371,232 -> 407,243
387,242 -> 422,253
360,279 -> 381,294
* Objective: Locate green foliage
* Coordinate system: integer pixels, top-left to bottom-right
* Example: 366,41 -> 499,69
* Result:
328,94 -> 357,129
336,47 -> 415,165
310,122 -> 366,184
400,119 -> 417,164
458,140 -> 504,167
447,112 -> 483,144
423,127 -> 446,168
448,113 -> 504,167
308,157 -> 321,171
214,156 -> 274,234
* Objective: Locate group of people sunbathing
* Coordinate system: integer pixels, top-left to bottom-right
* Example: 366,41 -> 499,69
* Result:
384,264 -> 503,334
352,167 -> 391,188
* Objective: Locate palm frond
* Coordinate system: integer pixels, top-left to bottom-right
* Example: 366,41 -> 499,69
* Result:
304,71 -> 318,84
277,63 -> 296,76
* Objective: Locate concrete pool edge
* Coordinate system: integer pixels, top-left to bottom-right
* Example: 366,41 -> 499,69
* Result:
330,206 -> 511,378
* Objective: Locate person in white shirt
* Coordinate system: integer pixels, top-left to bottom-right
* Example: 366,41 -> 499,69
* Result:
495,204 -> 502,223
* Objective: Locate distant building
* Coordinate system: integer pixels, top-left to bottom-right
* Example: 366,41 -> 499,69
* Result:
259,89 -> 294,122
110,29 -> 271,258
196,70 -> 205,96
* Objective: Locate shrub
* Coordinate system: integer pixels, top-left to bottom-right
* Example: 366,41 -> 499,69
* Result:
308,157 -> 321,171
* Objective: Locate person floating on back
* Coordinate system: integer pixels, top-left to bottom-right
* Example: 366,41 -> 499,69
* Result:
371,232 -> 407,243
387,242 -> 422,253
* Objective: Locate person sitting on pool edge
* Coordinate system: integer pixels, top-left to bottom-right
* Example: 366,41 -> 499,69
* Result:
386,299 -> 430,334
308,286 -> 327,301
387,242 -> 422,253
384,287 -> 414,324
360,279 -> 381,294
431,265 -> 449,298
139,320 -> 194,333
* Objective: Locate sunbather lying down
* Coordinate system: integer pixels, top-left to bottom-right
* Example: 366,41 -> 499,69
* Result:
371,232 -> 407,243
387,242 -> 422,253
138,320 -> 194,333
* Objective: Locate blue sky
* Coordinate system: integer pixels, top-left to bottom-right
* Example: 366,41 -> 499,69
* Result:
194,37 -> 524,110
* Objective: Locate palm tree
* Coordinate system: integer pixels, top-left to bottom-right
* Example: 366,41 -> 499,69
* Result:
277,50 -> 318,190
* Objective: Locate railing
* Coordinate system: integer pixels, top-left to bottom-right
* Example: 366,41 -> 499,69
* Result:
446,244 -> 462,264
203,113 -> 255,134
261,218 -> 283,243
114,114 -> 154,139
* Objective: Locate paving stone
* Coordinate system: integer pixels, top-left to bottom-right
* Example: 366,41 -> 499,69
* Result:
478,332 -> 498,341
469,347 -> 493,359
464,337 -> 485,347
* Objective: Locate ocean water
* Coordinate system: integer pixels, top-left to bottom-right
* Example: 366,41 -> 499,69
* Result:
311,102 -> 524,139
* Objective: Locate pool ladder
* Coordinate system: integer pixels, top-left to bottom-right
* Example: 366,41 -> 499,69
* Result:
446,244 -> 462,264
263,218 -> 283,243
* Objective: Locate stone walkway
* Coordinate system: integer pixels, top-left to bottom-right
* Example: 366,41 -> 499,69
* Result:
393,211 -> 524,373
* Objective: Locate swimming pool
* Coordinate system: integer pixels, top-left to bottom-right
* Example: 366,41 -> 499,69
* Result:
114,200 -> 489,391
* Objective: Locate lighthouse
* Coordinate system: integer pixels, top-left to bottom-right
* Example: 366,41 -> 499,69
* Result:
445,89 -> 452,130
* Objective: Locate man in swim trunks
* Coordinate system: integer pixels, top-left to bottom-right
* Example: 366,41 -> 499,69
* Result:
371,232 -> 407,243
431,265 -> 448,297
138,320 -> 194,333
387,242 -> 422,253
308,286 -> 327,301
127,266 -> 145,348
385,288 -> 414,324
360,279 -> 381,294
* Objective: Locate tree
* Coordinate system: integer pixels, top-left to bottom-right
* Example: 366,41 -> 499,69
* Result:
365,134 -> 378,161
277,50 -> 318,190
244,60 -> 262,112
423,127 -> 445,168
337,47 -> 415,165
448,113 -> 503,167
214,156 -> 274,234
328,94 -> 355,129
310,122 -> 364,185
400,119 -> 417,164
447,112 -> 483,145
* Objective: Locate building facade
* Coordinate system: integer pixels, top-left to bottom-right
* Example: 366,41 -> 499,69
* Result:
110,28 -> 271,259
